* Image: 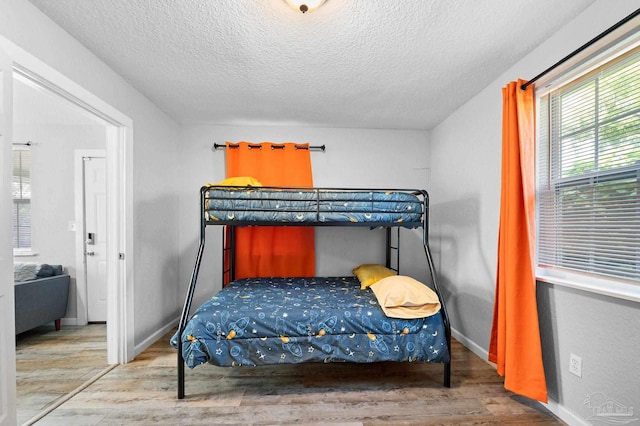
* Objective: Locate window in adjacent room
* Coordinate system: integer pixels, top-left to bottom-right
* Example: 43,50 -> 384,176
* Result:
12,145 -> 32,254
537,45 -> 640,285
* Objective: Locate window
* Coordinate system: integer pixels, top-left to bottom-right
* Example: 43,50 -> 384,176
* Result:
13,146 -> 32,252
537,46 -> 640,284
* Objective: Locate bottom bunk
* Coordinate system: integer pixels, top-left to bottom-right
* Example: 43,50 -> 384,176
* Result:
172,276 -> 449,367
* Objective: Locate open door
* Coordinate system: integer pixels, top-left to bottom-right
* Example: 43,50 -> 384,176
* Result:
84,156 -> 108,322
0,47 -> 17,426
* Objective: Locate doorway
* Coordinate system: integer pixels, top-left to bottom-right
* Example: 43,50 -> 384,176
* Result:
1,36 -> 134,425
7,56 -> 134,366
75,152 -> 108,324
12,75 -> 110,423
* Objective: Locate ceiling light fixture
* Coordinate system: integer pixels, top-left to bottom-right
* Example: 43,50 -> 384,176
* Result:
284,0 -> 326,14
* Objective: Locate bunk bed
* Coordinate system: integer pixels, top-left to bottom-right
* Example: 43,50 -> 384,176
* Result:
173,184 -> 451,399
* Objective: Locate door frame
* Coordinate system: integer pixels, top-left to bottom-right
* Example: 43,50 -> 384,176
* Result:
74,150 -> 106,326
1,36 -> 135,364
0,42 -> 17,426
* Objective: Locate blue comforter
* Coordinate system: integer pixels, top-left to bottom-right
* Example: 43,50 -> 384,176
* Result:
172,277 -> 449,368
204,188 -> 423,224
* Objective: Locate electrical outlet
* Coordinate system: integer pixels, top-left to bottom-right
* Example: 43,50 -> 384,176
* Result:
569,353 -> 582,377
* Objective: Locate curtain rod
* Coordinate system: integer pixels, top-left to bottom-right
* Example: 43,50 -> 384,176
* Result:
521,8 -> 640,91
12,141 -> 32,146
212,143 -> 326,152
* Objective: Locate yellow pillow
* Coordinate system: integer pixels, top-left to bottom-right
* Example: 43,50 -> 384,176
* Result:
206,176 -> 263,187
369,275 -> 441,319
352,264 -> 396,289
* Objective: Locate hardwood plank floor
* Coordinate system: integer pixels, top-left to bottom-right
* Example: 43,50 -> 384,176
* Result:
15,324 -> 109,425
25,328 -> 564,425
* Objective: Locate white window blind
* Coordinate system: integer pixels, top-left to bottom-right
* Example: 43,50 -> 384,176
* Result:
537,46 -> 640,283
13,147 -> 31,249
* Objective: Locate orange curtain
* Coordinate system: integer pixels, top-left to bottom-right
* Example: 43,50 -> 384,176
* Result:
225,142 -> 315,280
488,80 -> 547,403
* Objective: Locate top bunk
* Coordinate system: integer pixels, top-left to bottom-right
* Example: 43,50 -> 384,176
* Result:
200,184 -> 429,230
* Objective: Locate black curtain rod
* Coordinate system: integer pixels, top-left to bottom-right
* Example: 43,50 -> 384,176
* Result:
12,141 -> 32,146
521,8 -> 640,91
213,143 -> 325,152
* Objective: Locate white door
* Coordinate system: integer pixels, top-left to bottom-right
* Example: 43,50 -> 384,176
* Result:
0,48 -> 17,426
84,156 -> 108,322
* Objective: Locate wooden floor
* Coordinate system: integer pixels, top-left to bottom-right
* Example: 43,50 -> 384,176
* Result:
15,324 -> 109,425
18,326 -> 564,425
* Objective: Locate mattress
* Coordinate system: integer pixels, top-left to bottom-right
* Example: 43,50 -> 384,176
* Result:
172,276 -> 449,368
204,187 -> 424,225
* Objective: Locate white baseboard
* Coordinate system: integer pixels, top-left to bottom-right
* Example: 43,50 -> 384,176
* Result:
542,398 -> 589,426
450,327 -> 587,426
134,317 -> 179,358
61,317 -> 78,326
451,326 -> 490,362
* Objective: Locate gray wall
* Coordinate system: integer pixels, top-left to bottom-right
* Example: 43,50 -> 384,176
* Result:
5,1 -> 639,422
429,1 -> 640,423
537,282 -> 640,421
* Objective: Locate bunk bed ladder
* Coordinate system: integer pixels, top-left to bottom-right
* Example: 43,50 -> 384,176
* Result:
385,227 -> 400,273
221,226 -> 236,285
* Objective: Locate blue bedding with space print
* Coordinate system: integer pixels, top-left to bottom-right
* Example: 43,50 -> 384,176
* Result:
204,188 -> 424,225
172,277 -> 449,368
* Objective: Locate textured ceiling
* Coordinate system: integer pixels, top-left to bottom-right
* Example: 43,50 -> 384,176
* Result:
28,0 -> 597,130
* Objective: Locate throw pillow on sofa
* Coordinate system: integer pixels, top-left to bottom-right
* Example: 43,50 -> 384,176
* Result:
13,263 -> 39,282
14,263 -> 64,281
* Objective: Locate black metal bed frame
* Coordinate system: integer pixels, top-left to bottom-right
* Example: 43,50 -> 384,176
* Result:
177,185 -> 451,399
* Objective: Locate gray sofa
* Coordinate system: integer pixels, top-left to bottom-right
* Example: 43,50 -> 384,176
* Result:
14,263 -> 70,335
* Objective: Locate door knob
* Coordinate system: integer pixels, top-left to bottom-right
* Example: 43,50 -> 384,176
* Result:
86,251 -> 95,256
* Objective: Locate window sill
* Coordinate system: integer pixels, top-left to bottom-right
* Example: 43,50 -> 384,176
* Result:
536,267 -> 640,303
13,250 -> 38,257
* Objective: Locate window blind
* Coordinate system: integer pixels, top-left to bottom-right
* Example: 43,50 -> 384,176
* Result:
12,148 -> 31,249
537,46 -> 640,283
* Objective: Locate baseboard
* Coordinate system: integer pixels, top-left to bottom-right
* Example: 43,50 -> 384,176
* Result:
451,326 -> 490,362
542,398 -> 589,426
61,317 -> 78,327
134,316 -> 179,358
450,327 -> 588,426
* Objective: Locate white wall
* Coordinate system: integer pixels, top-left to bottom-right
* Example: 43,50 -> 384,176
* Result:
429,0 -> 640,423
1,0 -> 181,351
13,122 -> 106,320
177,125 -> 431,309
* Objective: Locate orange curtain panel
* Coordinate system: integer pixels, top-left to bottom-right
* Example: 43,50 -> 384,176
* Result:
488,80 -> 547,403
225,142 -> 315,280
